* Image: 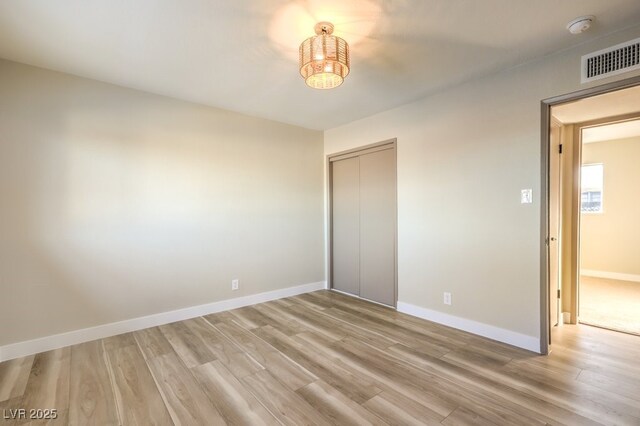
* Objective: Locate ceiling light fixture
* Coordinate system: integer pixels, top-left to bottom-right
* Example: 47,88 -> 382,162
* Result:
299,22 -> 350,89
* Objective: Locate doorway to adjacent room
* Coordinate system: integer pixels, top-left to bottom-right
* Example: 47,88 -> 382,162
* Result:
542,79 -> 640,352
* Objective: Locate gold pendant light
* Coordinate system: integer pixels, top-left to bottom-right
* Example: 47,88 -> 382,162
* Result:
299,22 -> 350,89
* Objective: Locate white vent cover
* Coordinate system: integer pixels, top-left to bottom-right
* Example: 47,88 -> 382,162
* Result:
581,37 -> 640,84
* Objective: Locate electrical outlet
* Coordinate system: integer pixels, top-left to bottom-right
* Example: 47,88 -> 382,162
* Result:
443,292 -> 452,306
521,189 -> 533,204
231,279 -> 239,291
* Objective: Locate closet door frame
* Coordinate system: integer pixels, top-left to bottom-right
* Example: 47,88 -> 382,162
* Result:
327,138 -> 398,308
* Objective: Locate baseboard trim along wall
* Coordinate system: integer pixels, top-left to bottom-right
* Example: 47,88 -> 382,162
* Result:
580,269 -> 640,283
397,301 -> 541,354
0,281 -> 327,362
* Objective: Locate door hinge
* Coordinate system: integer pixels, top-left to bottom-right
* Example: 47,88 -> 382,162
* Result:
559,144 -> 563,154
557,289 -> 561,299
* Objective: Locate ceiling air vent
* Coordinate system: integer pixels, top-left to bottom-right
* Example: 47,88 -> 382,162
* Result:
581,37 -> 640,84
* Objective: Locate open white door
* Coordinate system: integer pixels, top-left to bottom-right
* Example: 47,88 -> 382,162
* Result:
549,121 -> 562,328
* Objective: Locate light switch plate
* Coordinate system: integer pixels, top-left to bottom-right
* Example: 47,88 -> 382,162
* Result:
521,189 -> 533,204
444,292 -> 452,306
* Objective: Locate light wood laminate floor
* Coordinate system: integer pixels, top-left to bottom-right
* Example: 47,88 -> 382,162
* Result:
1,290 -> 639,425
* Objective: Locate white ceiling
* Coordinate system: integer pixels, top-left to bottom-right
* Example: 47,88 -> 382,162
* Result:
2,1 -> 640,130
582,119 -> 640,143
552,85 -> 640,143
552,85 -> 640,124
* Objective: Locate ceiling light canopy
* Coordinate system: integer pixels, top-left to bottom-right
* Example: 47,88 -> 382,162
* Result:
566,15 -> 595,34
299,22 -> 350,89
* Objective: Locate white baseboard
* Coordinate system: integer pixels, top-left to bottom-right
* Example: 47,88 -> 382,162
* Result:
580,269 -> 640,283
397,302 -> 541,354
0,281 -> 326,362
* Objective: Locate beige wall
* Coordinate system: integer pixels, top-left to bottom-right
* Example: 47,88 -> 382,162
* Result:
581,136 -> 640,276
0,59 -> 324,346
325,26 -> 640,340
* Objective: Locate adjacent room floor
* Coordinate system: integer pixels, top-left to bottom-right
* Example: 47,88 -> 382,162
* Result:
580,275 -> 640,335
1,290 -> 639,425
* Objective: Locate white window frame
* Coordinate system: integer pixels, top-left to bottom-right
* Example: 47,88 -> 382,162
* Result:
580,163 -> 604,214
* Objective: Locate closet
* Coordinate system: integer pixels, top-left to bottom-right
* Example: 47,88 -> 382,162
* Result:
329,140 -> 397,307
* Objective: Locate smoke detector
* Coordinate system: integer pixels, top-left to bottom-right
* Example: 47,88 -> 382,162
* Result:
567,16 -> 595,34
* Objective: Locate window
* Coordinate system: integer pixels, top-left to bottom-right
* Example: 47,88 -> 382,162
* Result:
581,164 -> 603,213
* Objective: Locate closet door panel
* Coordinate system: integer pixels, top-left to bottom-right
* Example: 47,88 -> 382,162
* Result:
331,157 -> 360,296
359,149 -> 396,306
